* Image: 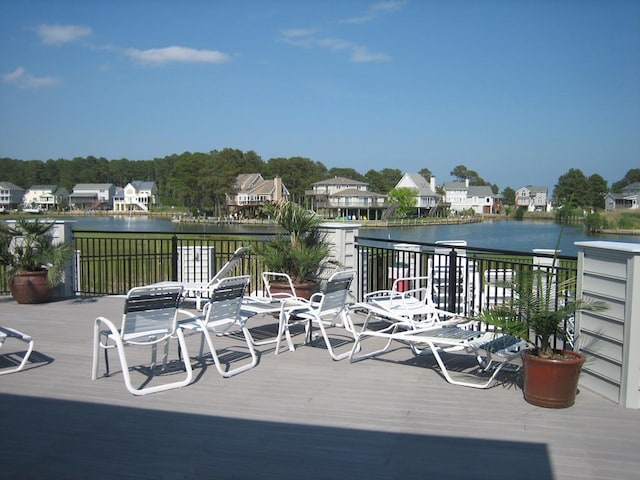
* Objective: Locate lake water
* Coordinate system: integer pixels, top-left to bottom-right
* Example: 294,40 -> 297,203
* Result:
62,215 -> 639,257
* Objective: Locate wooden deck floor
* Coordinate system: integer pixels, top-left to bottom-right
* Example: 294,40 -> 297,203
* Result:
1,295 -> 639,480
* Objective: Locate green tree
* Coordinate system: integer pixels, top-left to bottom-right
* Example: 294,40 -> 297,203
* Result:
418,168 -> 432,180
386,187 -> 417,216
611,168 -> 640,193
327,167 -> 364,181
553,168 -> 589,208
587,173 -> 608,210
502,187 -> 516,206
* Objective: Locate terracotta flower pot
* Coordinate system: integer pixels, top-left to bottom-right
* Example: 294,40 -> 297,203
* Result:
9,270 -> 53,304
521,350 -> 586,408
269,280 -> 319,300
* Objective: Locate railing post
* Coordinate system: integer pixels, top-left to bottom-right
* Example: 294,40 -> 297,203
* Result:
171,235 -> 178,282
447,248 -> 458,313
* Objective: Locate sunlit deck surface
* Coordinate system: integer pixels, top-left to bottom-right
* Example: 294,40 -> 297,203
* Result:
1,294 -> 639,480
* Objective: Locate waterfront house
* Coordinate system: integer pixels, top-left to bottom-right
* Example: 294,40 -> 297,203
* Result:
605,182 -> 640,211
393,173 -> 441,216
305,176 -> 387,220
227,174 -> 290,217
23,185 -> 69,211
69,183 -> 116,211
113,181 -> 159,212
516,185 -> 550,212
0,181 -> 25,210
443,179 -> 498,214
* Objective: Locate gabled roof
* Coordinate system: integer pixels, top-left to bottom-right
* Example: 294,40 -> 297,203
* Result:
312,177 -> 367,186
443,181 -> 468,190
519,185 -> 548,193
130,181 -> 156,190
234,173 -> 264,190
467,186 -> 495,197
0,182 -> 25,191
28,185 -> 58,191
331,188 -> 385,198
401,173 -> 437,196
623,182 -> 640,191
73,183 -> 114,190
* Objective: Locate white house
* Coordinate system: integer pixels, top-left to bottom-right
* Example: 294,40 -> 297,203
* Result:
443,179 -> 498,214
69,183 -> 116,210
605,182 -> 640,211
394,173 -> 440,215
113,181 -> 158,212
306,176 -> 386,220
23,185 -> 69,211
516,186 -> 550,212
227,174 -> 290,217
0,181 -> 25,210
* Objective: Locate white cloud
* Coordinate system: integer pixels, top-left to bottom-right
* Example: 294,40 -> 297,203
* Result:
2,67 -> 59,88
372,0 -> 408,12
35,24 -> 92,45
281,30 -> 391,63
125,46 -> 231,65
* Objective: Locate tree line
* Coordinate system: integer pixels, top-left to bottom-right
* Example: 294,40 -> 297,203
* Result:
1,150 -> 638,213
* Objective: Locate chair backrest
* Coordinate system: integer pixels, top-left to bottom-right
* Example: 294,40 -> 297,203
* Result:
122,285 -> 183,339
262,271 -> 297,299
208,247 -> 248,288
203,275 -> 250,327
316,270 -> 356,315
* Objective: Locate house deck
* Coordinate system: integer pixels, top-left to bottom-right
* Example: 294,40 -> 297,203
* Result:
1,295 -> 638,479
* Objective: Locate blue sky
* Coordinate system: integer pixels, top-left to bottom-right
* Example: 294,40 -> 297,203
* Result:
1,0 -> 638,191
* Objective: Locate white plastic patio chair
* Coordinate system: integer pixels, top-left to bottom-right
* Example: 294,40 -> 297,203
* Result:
0,326 -> 35,375
179,275 -> 258,377
92,285 -> 195,396
158,247 -> 248,310
276,270 -> 357,360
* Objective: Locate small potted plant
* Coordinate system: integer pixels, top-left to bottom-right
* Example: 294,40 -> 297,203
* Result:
478,253 -> 606,408
0,218 -> 74,304
252,201 -> 333,299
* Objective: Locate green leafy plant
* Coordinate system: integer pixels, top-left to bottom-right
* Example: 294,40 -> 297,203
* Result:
0,218 -> 74,287
478,235 -> 606,359
252,201 -> 332,284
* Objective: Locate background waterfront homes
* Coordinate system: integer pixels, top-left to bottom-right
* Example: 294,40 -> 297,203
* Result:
227,174 -> 290,217
306,176 -> 387,220
443,179 -> 500,214
605,182 -> 640,211
68,183 -> 116,211
516,185 -> 550,212
23,185 -> 69,211
113,181 -> 159,212
394,173 -> 441,216
0,181 -> 25,210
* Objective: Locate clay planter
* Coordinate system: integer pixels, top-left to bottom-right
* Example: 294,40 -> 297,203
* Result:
521,350 -> 586,408
9,270 -> 53,304
269,280 -> 319,300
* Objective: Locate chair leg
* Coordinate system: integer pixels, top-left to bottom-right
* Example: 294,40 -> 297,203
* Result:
200,325 -> 258,377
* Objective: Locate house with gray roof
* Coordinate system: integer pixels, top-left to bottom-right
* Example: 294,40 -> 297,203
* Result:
306,176 -> 386,220
69,183 -> 116,210
23,185 -> 69,211
227,174 -> 289,217
0,181 -> 25,211
605,182 -> 640,211
443,179 -> 499,214
516,185 -> 550,212
394,173 -> 441,215
113,181 -> 159,212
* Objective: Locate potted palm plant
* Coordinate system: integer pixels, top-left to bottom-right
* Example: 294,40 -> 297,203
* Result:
478,250 -> 606,408
252,201 -> 332,299
0,218 -> 74,304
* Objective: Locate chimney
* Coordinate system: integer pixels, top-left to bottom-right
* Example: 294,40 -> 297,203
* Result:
430,176 -> 436,192
274,176 -> 282,203
465,178 -> 469,188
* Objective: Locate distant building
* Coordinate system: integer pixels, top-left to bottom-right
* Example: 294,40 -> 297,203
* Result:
227,174 -> 290,217
605,182 -> 640,211
305,176 -> 386,220
516,186 -> 550,212
443,179 -> 499,214
69,183 -> 116,210
113,181 -> 159,212
23,185 -> 69,211
0,181 -> 25,210
393,173 -> 441,216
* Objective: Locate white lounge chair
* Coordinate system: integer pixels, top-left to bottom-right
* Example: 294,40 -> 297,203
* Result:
92,285 -> 195,395
158,247 -> 248,310
0,326 -> 35,375
276,270 -> 357,360
179,275 -> 258,377
350,315 -> 530,389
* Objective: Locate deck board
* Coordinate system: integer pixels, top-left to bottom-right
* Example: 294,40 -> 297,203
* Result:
1,295 -> 639,479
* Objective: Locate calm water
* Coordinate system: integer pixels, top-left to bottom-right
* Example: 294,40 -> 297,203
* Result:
63,216 -> 639,257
